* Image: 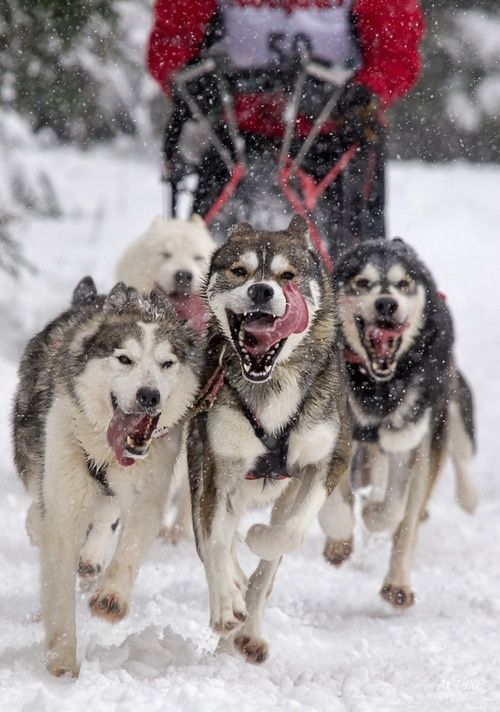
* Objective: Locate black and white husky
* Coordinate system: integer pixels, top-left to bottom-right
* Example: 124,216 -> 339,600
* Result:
12,283 -> 201,677
187,215 -> 352,663
319,238 -> 477,607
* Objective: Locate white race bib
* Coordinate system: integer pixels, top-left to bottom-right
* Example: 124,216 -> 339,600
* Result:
220,0 -> 360,71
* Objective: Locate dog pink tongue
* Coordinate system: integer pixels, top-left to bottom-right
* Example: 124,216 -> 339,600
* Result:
169,293 -> 207,333
366,325 -> 404,360
243,284 -> 309,358
107,408 -> 146,467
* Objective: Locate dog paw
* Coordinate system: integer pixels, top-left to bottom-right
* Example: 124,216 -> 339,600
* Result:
246,523 -> 300,561
78,558 -> 101,579
234,634 -> 269,664
46,648 -> 79,678
380,584 -> 415,609
323,537 -> 353,566
210,589 -> 247,637
89,591 -> 128,623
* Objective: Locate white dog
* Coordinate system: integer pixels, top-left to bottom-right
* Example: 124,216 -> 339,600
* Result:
116,215 -> 215,333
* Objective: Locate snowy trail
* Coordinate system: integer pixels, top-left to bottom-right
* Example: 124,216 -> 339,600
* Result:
0,149 -> 499,711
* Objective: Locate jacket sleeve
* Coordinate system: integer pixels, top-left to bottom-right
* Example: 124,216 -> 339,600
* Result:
352,0 -> 425,108
147,0 -> 217,91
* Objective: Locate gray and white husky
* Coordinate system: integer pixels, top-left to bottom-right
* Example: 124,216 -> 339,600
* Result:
12,283 -> 201,677
319,238 -> 477,607
187,215 -> 352,663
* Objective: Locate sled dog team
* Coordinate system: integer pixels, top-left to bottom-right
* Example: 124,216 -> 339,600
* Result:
12,214 -> 477,677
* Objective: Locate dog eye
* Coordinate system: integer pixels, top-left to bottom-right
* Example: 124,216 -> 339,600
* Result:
161,252 -> 172,259
231,266 -> 248,278
396,279 -> 412,291
354,278 -> 371,290
161,360 -> 175,369
117,355 -> 133,365
281,271 -> 295,280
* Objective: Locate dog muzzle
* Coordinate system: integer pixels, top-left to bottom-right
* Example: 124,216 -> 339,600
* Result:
229,283 -> 309,383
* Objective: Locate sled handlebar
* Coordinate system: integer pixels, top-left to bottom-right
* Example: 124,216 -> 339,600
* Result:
173,55 -> 353,89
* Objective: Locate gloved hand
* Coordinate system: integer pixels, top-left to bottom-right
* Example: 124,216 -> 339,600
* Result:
335,82 -> 382,146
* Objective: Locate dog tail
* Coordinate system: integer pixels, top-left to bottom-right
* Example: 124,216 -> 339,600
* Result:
448,369 -> 478,514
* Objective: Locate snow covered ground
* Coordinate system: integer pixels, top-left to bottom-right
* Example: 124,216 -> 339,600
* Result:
0,148 -> 499,711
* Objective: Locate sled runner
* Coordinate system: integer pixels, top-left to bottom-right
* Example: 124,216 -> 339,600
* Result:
161,51 -> 381,270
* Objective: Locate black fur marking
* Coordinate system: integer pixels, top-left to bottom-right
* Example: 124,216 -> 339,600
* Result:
353,424 -> 379,443
227,382 -> 300,481
85,456 -> 114,497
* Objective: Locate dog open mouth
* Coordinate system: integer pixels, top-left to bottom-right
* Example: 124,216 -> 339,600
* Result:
227,284 -> 309,383
356,317 -> 408,381
107,395 -> 161,467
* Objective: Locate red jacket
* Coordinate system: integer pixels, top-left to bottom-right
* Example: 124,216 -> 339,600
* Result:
147,0 -> 424,136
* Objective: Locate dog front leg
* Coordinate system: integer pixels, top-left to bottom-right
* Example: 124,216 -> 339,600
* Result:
89,494 -> 164,623
319,469 -> 355,566
41,447 -> 94,677
246,468 -> 328,561
228,556 -> 282,664
78,495 -> 120,580
363,452 -> 411,533
380,440 -> 430,609
202,498 -> 248,636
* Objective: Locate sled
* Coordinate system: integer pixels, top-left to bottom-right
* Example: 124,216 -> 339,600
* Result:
162,53 -> 363,272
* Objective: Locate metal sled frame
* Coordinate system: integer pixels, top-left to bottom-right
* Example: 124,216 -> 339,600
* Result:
168,57 -> 359,272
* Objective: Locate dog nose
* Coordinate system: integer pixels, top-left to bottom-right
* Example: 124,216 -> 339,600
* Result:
136,387 -> 161,410
375,296 -> 398,317
247,282 -> 274,306
175,270 -> 193,286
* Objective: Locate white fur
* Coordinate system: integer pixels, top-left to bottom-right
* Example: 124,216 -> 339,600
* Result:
79,497 -> 120,575
319,482 -> 354,541
363,453 -> 411,533
209,405 -> 266,465
256,372 -> 302,434
116,215 -> 215,295
270,254 -> 290,274
239,250 -> 259,273
288,420 -> 339,470
378,410 -> 430,454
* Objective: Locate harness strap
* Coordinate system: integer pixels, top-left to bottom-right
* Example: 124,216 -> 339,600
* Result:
227,383 -> 300,481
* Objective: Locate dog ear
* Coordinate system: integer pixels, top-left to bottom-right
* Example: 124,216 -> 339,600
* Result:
287,214 -> 313,249
126,286 -> 140,306
190,214 -> 206,227
105,282 -> 129,312
72,276 -> 97,307
149,287 -> 169,311
227,222 -> 255,242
